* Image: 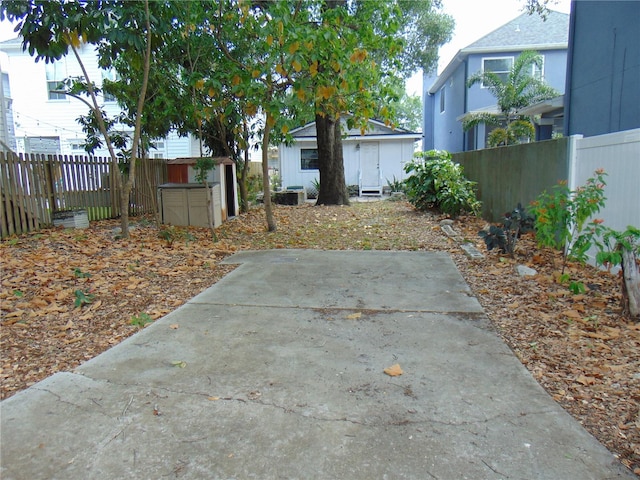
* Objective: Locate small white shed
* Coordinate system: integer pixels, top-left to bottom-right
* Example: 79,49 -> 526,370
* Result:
279,119 -> 420,196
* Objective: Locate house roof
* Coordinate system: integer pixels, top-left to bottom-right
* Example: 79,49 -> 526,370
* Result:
466,10 -> 569,51
289,117 -> 420,141
428,10 -> 569,93
519,94 -> 564,117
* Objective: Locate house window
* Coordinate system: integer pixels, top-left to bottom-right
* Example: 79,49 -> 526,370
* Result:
439,86 -> 446,113
300,148 -> 319,170
531,55 -> 544,81
481,57 -> 513,86
101,69 -> 118,102
45,60 -> 67,100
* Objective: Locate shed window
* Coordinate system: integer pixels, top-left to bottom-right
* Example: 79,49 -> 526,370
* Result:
301,148 -> 319,170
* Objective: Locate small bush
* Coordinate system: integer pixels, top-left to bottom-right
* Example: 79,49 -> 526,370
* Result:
479,203 -> 535,256
246,174 -> 263,204
530,169 -> 607,269
404,150 -> 480,217
386,176 -> 405,193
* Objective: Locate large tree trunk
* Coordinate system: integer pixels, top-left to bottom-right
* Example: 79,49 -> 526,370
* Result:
315,113 -> 350,206
621,248 -> 640,320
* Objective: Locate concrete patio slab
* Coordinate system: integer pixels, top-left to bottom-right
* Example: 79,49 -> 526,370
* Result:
1,250 -> 634,479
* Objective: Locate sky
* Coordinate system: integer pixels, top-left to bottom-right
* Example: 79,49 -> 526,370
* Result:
406,0 -> 572,95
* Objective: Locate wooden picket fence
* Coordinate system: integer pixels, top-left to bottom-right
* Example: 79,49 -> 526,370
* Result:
0,152 -> 167,237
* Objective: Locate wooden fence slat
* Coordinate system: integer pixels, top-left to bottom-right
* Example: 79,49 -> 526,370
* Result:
31,154 -> 50,226
14,153 -> 29,233
0,151 -> 15,236
1,152 -> 166,237
23,154 -> 38,231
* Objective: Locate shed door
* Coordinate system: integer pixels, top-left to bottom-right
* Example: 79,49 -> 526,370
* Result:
360,142 -> 380,186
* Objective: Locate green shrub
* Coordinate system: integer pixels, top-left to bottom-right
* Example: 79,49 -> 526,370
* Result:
530,169 -> 607,270
386,176 -> 405,193
403,150 -> 480,217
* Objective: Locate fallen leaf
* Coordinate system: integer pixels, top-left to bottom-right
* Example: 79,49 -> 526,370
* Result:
171,360 -> 187,368
575,374 -> 596,386
562,309 -> 582,319
169,324 -> 179,330
384,363 -> 403,376
207,396 -> 220,401
346,312 -> 362,320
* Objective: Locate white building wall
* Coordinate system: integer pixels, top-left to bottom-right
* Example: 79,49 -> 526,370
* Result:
2,40 -> 199,158
279,136 -> 418,192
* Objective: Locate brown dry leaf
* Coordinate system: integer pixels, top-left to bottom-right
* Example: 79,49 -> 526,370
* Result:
169,324 -> 179,330
562,309 -> 582,320
346,312 -> 362,320
575,374 -> 596,386
582,328 -> 620,340
384,364 -> 403,376
57,320 -> 74,331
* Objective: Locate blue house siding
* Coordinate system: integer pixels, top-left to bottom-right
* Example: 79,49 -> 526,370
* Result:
466,49 -> 567,112
424,11 -> 569,153
431,63 -> 467,152
565,0 -> 640,137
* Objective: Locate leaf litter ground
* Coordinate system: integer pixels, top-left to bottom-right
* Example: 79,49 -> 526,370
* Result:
1,200 -> 638,474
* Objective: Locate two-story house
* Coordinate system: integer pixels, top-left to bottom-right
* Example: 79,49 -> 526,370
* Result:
0,36 -> 199,158
423,11 -> 569,153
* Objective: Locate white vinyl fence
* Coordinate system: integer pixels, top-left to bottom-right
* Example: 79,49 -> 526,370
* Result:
568,129 -> 640,264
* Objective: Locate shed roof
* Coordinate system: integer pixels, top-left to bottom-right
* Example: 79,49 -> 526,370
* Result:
168,157 -> 234,165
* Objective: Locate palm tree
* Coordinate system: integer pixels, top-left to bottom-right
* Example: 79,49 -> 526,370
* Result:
463,50 -> 558,147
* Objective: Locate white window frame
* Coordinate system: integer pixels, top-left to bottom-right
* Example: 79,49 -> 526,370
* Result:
531,55 -> 545,81
300,148 -> 319,170
101,69 -> 118,102
481,56 -> 514,88
45,60 -> 68,101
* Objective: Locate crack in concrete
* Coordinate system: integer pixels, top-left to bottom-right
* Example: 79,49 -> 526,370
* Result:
186,300 -> 485,317
70,372 -> 558,434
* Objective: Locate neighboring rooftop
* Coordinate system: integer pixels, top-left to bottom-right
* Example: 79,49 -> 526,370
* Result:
428,10 -> 569,93
466,10 -> 569,51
